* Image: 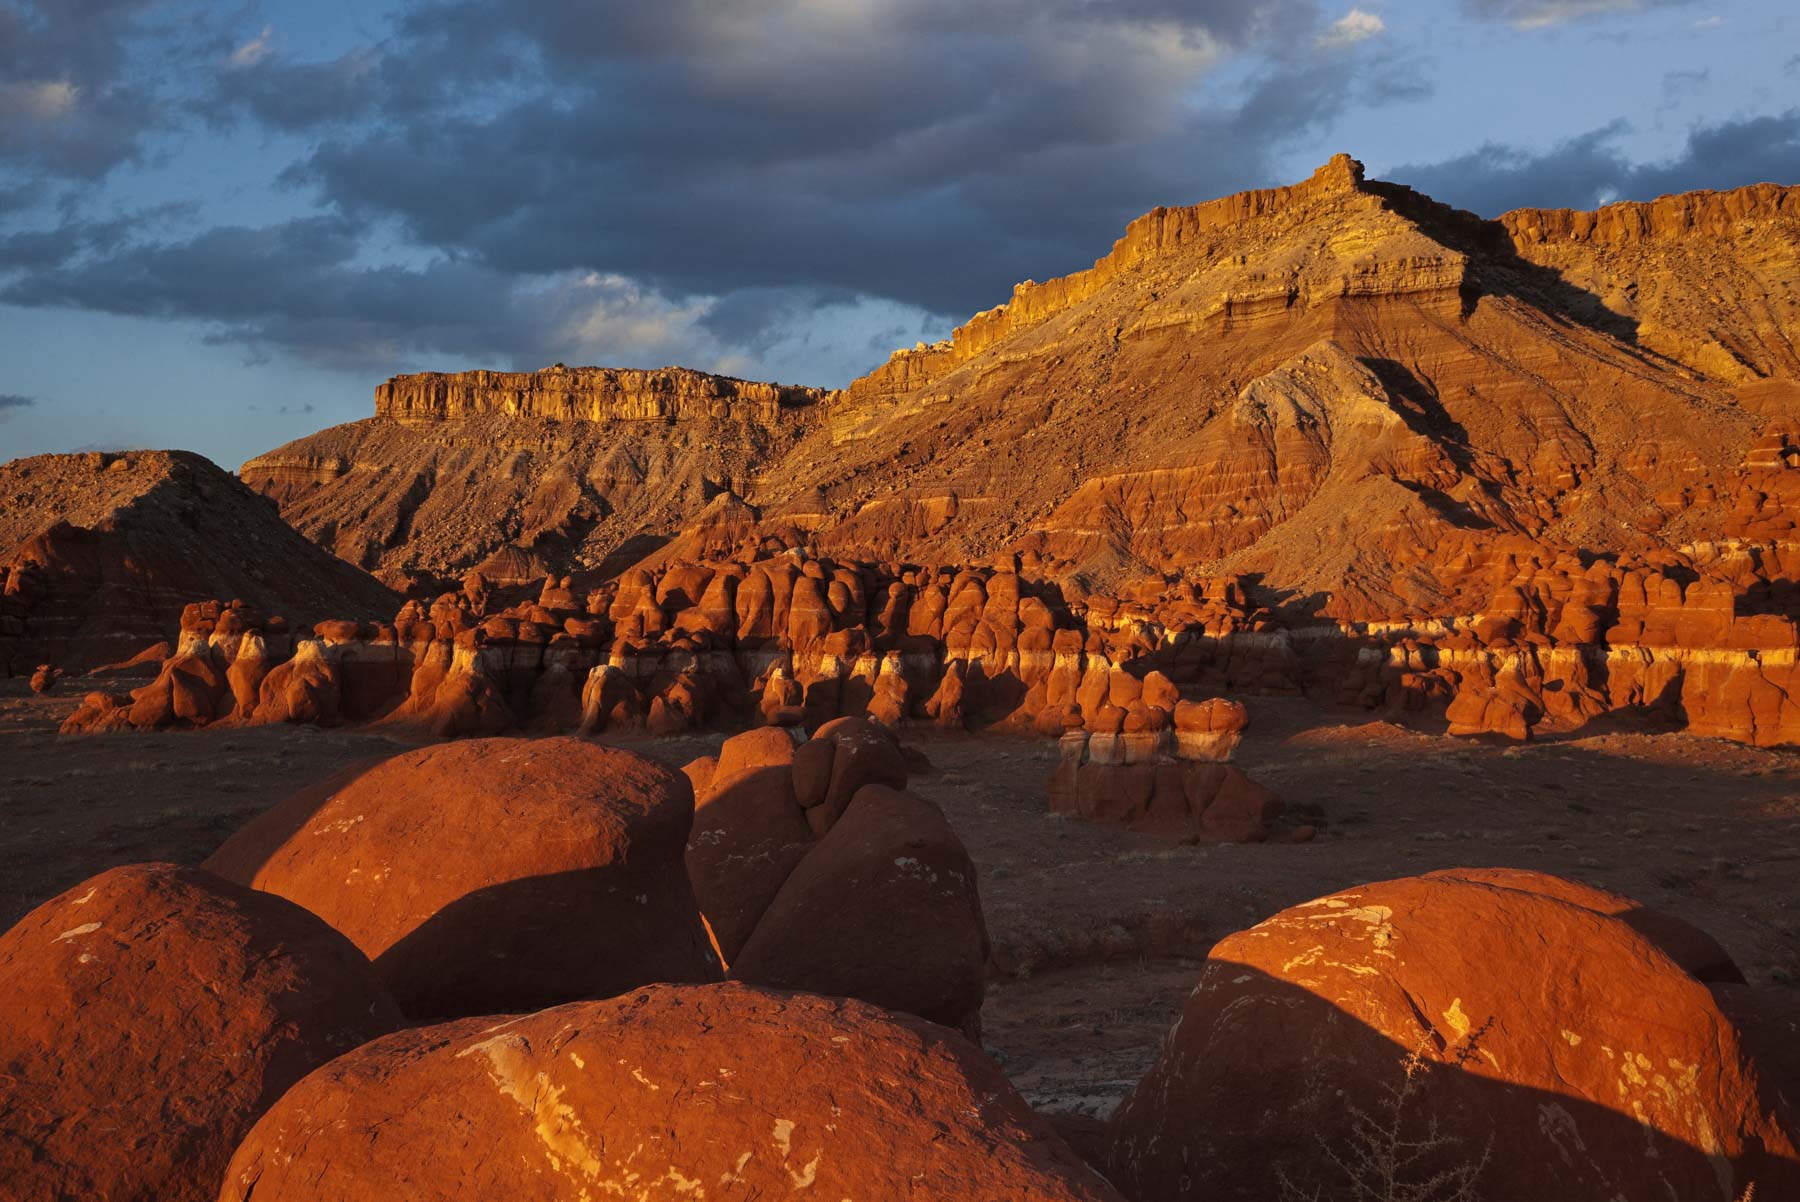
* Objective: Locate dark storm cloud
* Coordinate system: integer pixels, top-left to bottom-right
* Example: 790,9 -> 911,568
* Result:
269,0 -> 1419,318
212,46 -> 381,132
1460,0 -> 1695,26
4,0 -> 1438,372
0,211 -> 740,374
1386,110 -> 1800,216
0,392 -> 34,408
0,0 -> 223,180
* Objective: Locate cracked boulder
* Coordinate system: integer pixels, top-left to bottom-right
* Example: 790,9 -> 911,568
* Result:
685,719 -> 989,1036
218,982 -> 1122,1202
1105,868 -> 1800,1202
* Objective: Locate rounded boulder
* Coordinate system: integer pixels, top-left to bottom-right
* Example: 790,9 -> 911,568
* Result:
206,736 -> 723,1019
219,983 -> 1121,1202
0,863 -> 402,1202
1105,868 -> 1800,1201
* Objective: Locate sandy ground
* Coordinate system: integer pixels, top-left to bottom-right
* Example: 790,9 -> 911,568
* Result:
4,680 -> 1797,1148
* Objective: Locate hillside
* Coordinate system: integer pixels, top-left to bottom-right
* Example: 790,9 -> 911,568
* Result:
241,367 -> 827,589
241,156 -> 1800,619
0,450 -> 399,671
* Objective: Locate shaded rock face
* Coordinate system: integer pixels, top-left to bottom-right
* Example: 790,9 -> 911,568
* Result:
205,737 -> 723,1019
240,160 -> 1800,623
1105,869 -> 1800,1202
219,983 -> 1122,1202
685,719 -> 991,1036
0,863 -> 402,1202
0,450 -> 398,675
242,366 -> 830,590
1047,692 -> 1278,843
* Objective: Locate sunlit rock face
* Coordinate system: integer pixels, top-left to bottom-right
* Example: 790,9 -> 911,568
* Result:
217,983 -> 1124,1202
1106,868 -> 1800,1202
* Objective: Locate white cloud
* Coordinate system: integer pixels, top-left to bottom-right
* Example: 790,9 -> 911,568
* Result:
1319,8 -> 1386,47
0,80 -> 80,121
229,26 -> 275,69
1497,1 -> 1653,29
1693,15 -> 1723,27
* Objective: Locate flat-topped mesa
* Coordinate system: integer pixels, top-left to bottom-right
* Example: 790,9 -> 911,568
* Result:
844,154 -> 1460,402
1500,180 -> 1800,247
375,365 -> 836,425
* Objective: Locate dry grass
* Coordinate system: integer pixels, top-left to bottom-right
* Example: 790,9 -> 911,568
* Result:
1277,1037 -> 1490,1202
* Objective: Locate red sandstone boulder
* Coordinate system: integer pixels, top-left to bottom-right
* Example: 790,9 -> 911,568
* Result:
27,663 -> 59,693
0,863 -> 402,1202
732,783 -> 990,1036
1106,869 -> 1800,1201
686,720 -> 989,1035
218,983 -> 1120,1202
686,725 -> 813,961
205,737 -> 722,1019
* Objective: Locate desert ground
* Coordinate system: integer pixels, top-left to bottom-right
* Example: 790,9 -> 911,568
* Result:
9,674 -> 1795,1156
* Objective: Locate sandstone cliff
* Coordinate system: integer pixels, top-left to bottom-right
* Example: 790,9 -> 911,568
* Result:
375,365 -> 830,424
242,157 -> 1800,628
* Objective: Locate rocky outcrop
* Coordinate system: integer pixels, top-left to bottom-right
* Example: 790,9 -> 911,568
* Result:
1502,183 -> 1800,382
0,863 -> 402,1202
243,367 -> 832,588
1048,694 -> 1281,843
375,364 -> 831,423
205,738 -> 723,1019
686,720 -> 991,1036
0,450 -> 397,674
55,529 -> 1800,750
219,984 -> 1122,1202
1106,869 -> 1800,1202
239,159 -> 1800,624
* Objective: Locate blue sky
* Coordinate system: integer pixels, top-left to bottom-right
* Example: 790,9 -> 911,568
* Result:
1,0 -> 1796,468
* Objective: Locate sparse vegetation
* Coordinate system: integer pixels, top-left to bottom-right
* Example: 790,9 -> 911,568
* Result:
1277,1037 -> 1490,1202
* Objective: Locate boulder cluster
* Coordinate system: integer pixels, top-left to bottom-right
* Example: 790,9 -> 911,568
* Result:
1,733 -> 1106,1202
1,731 -> 1794,1199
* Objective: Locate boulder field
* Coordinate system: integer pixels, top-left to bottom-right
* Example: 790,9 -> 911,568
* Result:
5,796 -> 1792,1202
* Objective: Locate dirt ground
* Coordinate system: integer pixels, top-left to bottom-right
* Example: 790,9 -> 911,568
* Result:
5,680 -> 1797,1145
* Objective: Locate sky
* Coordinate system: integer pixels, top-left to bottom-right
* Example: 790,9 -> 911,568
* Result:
1,0 -> 1796,469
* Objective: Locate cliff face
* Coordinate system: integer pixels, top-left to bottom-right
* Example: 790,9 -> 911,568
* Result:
1499,184 -> 1800,382
846,155 -> 1468,402
375,366 -> 833,424
243,156 -> 1800,623
782,156 -> 1796,619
